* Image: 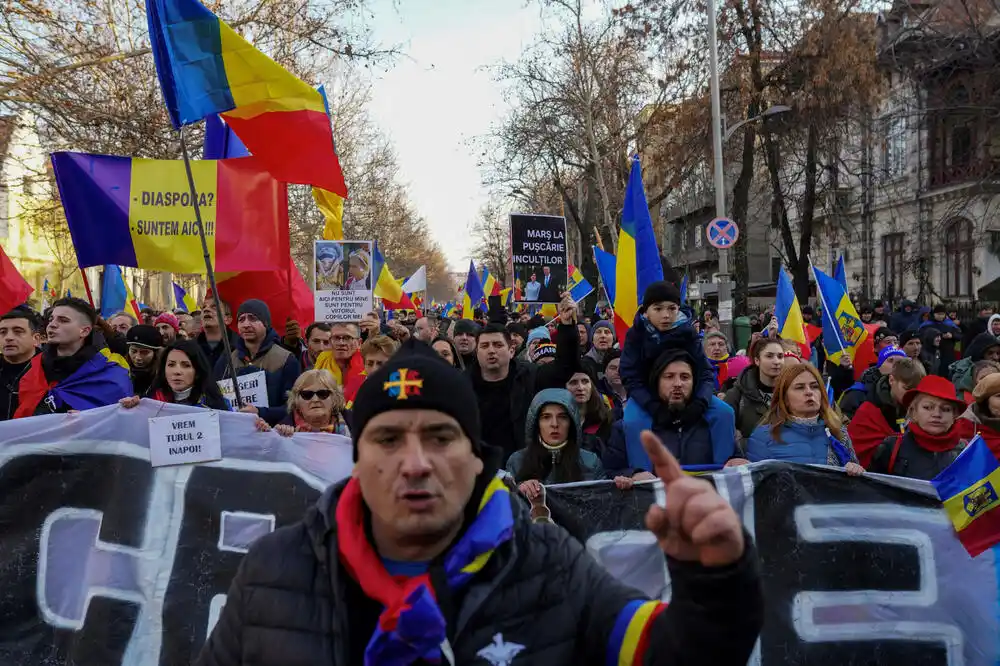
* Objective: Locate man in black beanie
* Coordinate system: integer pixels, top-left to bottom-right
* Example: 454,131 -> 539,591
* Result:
197,340 -> 763,666
214,298 -> 300,425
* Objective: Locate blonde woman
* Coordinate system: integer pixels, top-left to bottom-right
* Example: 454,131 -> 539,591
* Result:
256,369 -> 350,436
746,363 -> 863,475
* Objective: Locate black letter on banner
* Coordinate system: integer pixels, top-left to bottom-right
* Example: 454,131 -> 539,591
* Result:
0,453 -> 154,665
158,465 -> 322,665
753,465 -> 957,666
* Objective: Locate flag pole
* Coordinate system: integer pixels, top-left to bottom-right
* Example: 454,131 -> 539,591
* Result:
178,127 -> 244,409
79,267 -> 96,308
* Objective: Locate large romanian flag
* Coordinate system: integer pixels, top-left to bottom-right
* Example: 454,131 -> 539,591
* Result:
613,157 -> 663,340
51,152 -> 290,274
146,0 -> 348,198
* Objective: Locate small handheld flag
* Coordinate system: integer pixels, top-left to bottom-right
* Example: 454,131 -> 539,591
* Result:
172,282 -> 197,312
462,261 -> 484,320
567,264 -> 594,303
932,435 -> 1000,557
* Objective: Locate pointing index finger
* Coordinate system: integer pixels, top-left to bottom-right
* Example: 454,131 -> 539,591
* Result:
640,429 -> 683,484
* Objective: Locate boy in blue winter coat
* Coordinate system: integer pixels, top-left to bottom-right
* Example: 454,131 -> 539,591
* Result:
620,281 -> 716,423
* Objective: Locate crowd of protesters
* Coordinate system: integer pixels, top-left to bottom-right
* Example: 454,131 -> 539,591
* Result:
6,288 -> 1000,487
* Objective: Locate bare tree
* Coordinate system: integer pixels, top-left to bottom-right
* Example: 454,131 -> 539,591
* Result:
471,203 -> 511,286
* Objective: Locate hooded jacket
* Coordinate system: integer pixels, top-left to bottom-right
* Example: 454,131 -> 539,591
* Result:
469,323 -> 579,463
918,326 -> 950,377
723,366 -> 773,440
604,348 -> 737,476
505,388 -> 605,483
620,310 -> 715,420
194,478 -> 764,666
950,332 -> 1000,392
213,329 -> 301,425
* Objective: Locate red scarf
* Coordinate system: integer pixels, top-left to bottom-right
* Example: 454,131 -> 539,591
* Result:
292,410 -> 339,433
909,422 -> 964,453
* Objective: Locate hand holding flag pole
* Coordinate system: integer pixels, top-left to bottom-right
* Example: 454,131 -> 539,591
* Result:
178,126 -> 243,408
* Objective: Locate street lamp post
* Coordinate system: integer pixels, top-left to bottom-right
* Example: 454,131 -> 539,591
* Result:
707,0 -> 788,337
706,0 -> 733,338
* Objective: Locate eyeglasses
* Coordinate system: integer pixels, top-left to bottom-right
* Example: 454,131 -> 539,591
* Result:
299,389 -> 333,400
331,335 -> 357,343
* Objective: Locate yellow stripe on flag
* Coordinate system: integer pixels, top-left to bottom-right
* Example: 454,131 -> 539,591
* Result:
943,466 -> 1000,531
315,188 -> 344,241
218,23 -> 327,116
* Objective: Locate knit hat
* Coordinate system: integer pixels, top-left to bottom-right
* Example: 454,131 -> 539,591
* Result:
126,324 -> 164,350
641,281 -> 681,310
973,372 -> 1000,403
900,329 -> 920,346
872,326 -> 896,346
506,322 -> 528,340
591,320 -> 615,339
153,312 -> 179,333
877,345 -> 906,367
237,299 -> 272,329
704,330 -> 728,343
351,339 -> 481,461
933,304 -> 948,314
801,305 -> 815,316
529,342 -> 557,363
453,319 -> 481,337
648,348 -> 696,392
602,348 -> 621,372
526,326 -> 551,344
901,375 -> 964,411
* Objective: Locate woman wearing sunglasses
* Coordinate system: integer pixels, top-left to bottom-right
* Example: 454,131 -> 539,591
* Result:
256,369 -> 350,437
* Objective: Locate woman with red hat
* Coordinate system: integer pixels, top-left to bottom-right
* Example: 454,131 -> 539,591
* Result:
868,375 -> 968,479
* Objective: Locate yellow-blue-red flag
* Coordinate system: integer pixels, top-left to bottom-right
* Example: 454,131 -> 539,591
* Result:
775,268 -> 807,346
462,261 -> 484,320
812,261 -> 868,364
932,434 -> 1000,557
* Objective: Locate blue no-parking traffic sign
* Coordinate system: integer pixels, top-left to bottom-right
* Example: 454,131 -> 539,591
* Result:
706,217 -> 739,249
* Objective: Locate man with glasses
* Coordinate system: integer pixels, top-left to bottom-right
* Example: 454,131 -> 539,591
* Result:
315,322 -> 365,392
214,299 -> 301,426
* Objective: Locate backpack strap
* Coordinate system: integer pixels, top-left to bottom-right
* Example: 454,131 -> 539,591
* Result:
888,434 -> 904,475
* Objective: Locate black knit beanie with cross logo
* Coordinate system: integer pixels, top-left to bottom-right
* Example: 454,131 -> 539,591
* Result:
350,339 -> 482,461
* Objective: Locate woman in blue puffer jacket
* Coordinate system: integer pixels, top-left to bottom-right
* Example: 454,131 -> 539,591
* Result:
747,363 -> 864,476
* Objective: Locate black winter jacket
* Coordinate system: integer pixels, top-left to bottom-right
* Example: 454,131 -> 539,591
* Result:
468,323 -> 579,462
869,430 -> 965,480
195,480 -> 763,666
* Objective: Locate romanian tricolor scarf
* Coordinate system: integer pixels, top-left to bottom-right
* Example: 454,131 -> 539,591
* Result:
336,474 -> 514,665
315,350 -> 364,390
14,352 -> 132,418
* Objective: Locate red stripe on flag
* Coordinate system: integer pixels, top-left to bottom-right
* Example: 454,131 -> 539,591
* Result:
0,245 -> 33,314
216,259 -> 312,337
215,157 -> 291,273
223,109 -> 348,198
957,506 -> 1000,557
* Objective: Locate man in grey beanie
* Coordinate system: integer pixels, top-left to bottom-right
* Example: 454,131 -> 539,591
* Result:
213,298 -> 301,425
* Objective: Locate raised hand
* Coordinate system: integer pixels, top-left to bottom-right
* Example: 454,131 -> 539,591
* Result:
641,430 -> 745,567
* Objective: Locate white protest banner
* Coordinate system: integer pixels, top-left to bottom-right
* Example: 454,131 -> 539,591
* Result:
217,370 -> 269,408
148,411 -> 222,467
314,239 -> 373,322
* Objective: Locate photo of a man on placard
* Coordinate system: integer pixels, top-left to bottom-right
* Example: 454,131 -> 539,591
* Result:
538,265 -> 560,302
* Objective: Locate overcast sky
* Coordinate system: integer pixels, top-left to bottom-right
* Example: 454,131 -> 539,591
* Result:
365,0 -> 546,270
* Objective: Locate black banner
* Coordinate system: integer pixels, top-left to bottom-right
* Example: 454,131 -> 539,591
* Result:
509,213 -> 567,303
546,464 -> 1000,666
